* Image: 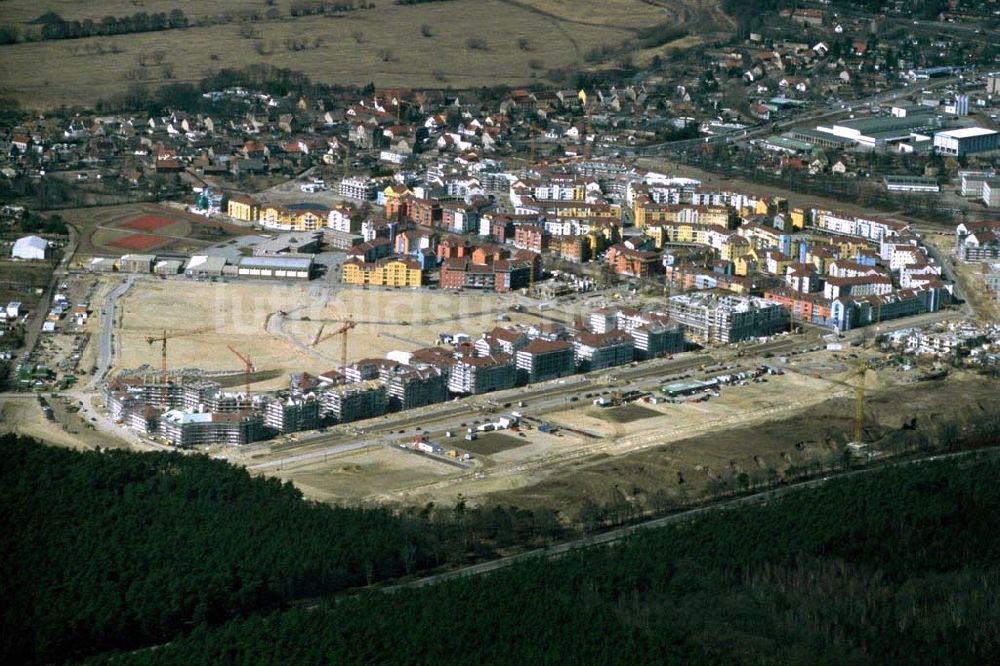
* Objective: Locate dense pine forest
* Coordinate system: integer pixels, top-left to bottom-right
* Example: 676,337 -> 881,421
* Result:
101,449 -> 1000,665
4,435 -> 1000,663
0,436 -> 562,663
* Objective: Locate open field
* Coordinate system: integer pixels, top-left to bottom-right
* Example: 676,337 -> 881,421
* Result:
282,287 -> 547,362
266,446 -> 457,505
488,372 -> 1000,515
257,369 -> 859,505
590,403 -> 661,423
0,259 -> 52,310
107,234 -> 168,251
111,279 -> 543,390
58,203 -> 254,263
0,396 -> 122,450
0,0 -> 698,108
256,350 -> 996,513
461,431 -> 527,456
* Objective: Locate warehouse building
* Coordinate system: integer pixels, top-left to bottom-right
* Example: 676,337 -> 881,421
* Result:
185,255 -> 228,277
236,255 -> 313,280
815,110 -> 940,149
252,232 -> 322,256
154,259 -> 184,275
933,127 -> 999,156
119,254 -> 156,273
12,235 -> 48,260
884,176 -> 940,193
667,293 -> 789,344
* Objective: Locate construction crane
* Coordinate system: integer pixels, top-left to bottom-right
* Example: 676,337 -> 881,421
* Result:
852,361 -> 867,445
312,316 -> 356,369
226,346 -> 255,407
823,361 -> 869,445
145,327 -> 212,392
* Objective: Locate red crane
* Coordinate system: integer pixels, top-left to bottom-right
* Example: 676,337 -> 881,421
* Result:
226,345 -> 255,410
312,316 -> 356,369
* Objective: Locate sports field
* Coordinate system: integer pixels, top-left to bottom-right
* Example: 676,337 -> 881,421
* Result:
58,204 -> 254,263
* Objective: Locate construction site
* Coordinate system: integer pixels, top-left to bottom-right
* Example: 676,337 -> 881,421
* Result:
11,260 -> 986,517
112,279 -> 547,390
234,354 -> 1000,517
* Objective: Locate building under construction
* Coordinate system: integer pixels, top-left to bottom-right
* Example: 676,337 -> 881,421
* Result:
319,381 -> 388,423
159,409 -> 266,447
667,294 -> 789,344
264,393 -> 320,433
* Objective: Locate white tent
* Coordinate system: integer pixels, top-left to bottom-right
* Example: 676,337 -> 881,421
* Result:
12,235 -> 47,260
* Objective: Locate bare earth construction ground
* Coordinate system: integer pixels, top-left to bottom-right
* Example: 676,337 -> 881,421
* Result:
259,371 -> 1000,517
114,279 -> 543,390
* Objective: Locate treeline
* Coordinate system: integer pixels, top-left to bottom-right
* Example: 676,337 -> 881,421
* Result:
395,0 -> 456,4
636,21 -> 689,49
720,0 -> 790,36
16,211 -> 69,235
99,448 -> 1000,664
289,0 -> 376,16
8,10 -> 191,43
0,436 -> 565,664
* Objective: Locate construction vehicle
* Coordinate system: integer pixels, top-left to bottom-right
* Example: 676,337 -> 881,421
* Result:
312,316 -> 356,369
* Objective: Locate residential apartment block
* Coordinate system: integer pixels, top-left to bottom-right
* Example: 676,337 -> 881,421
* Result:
342,257 -> 423,287
667,294 -> 789,344
515,339 -> 575,383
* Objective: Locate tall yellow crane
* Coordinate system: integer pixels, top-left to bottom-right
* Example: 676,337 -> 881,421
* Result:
311,316 -> 356,369
145,327 -> 212,392
226,346 -> 255,408
823,360 -> 870,445
852,361 -> 867,444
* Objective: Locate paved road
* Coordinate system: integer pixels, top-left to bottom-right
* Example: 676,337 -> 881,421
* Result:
391,446 -> 1000,591
87,276 -> 135,391
251,334 -> 821,472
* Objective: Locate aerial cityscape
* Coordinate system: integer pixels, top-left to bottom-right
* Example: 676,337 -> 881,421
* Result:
2,0 -> 999,663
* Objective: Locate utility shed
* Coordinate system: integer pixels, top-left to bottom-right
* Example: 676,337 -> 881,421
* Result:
237,254 -> 313,280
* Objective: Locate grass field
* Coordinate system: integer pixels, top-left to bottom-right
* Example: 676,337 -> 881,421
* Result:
0,0 -> 701,108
